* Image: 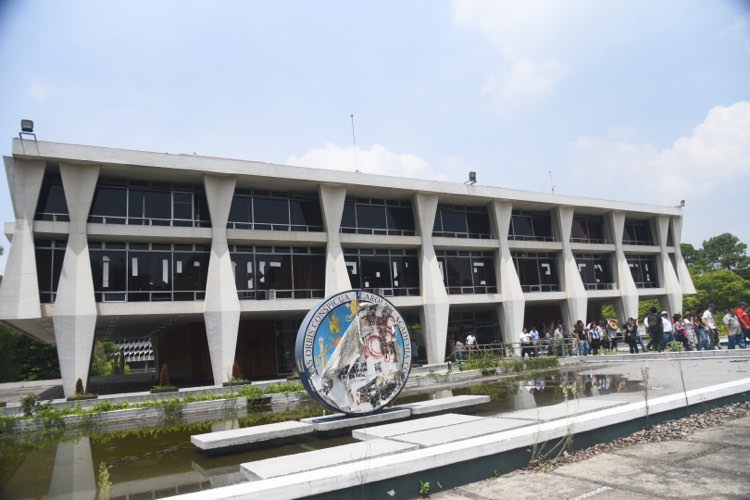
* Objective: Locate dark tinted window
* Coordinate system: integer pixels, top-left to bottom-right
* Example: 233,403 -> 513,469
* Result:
357,205 -> 387,230
90,187 -> 126,217
290,199 -> 323,228
254,198 -> 289,226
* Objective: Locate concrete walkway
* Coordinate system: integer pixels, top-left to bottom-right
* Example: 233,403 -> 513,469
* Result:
434,415 -> 750,499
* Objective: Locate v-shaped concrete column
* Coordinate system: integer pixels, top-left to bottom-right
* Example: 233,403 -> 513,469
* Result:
54,162 -> 100,396
557,206 -> 587,327
0,157 -> 45,319
203,175 -> 240,385
657,215 -> 685,315
491,201 -> 524,353
609,211 -> 639,321
670,216 -> 696,295
319,185 -> 351,295
414,193 -> 449,364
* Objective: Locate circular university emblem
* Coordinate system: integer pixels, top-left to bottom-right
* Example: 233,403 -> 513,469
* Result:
294,290 -> 412,415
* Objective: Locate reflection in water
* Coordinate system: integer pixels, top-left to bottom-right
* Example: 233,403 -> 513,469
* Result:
0,370 -> 639,499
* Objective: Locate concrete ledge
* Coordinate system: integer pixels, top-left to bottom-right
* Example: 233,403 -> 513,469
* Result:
299,407 -> 411,432
191,421 -> 314,451
400,394 -> 490,415
241,439 -> 419,480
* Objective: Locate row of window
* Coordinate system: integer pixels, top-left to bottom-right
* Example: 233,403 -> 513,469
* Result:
34,173 -> 669,245
35,239 -> 662,303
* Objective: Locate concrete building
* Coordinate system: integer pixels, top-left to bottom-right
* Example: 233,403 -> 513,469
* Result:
0,139 -> 695,396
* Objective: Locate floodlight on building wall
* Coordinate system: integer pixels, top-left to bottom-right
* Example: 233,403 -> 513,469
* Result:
465,171 -> 477,185
19,119 -> 36,141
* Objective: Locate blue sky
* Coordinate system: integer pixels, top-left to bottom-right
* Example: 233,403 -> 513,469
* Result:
1,0 -> 749,273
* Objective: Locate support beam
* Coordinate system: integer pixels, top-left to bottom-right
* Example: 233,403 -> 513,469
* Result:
203,174 -> 241,385
0,157 -> 45,319
491,201 -> 524,354
414,193 -> 449,364
319,184 -> 351,295
54,162 -> 100,396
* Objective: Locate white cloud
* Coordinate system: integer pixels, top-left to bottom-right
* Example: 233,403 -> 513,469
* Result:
29,80 -> 53,101
287,143 -> 449,181
720,14 -> 750,51
569,101 -> 750,202
482,58 -> 570,110
452,1 -> 585,109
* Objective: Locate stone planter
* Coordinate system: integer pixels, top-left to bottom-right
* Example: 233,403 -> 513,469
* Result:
150,387 -> 179,394
66,394 -> 98,402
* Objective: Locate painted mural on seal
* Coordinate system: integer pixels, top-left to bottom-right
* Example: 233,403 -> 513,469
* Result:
294,290 -> 412,415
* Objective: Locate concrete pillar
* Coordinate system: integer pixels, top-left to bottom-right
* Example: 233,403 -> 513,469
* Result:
670,216 -> 696,294
656,215 -> 684,315
609,211 -> 639,321
319,184 -> 351,295
490,201 -> 525,354
557,206 -> 588,326
203,175 -> 241,385
54,162 -> 100,397
413,193 -> 450,364
48,437 -> 95,500
0,157 -> 45,319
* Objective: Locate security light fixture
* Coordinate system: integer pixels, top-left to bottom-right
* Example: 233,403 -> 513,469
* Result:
19,119 -> 37,140
466,171 -> 477,185
680,200 -> 685,207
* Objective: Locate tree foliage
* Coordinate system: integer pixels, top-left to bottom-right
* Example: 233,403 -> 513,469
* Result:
14,334 -> 61,380
682,233 -> 750,279
89,341 -> 120,376
678,233 -> 750,316
683,269 -> 750,314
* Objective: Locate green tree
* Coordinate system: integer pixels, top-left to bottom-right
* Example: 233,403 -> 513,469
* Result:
683,269 -> 750,313
0,323 -> 21,382
697,233 -> 750,279
15,335 -> 60,380
680,242 -> 701,269
89,341 -> 119,376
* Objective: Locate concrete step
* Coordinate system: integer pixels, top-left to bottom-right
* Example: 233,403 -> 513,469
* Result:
191,421 -> 314,451
241,439 -> 419,480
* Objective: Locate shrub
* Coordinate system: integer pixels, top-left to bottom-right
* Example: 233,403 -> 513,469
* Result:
75,378 -> 84,394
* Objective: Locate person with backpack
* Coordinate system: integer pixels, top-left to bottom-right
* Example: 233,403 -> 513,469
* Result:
644,307 -> 664,352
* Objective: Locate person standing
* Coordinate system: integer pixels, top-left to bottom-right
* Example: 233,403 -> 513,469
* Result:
553,323 -> 565,356
673,313 -> 690,350
465,330 -> 477,358
589,321 -> 602,355
702,304 -> 720,349
574,320 -> 589,356
520,328 -> 533,359
624,317 -> 640,354
684,313 -> 698,351
661,311 -> 673,345
644,307 -> 664,352
723,307 -> 745,349
736,302 -> 750,345
529,326 -> 540,357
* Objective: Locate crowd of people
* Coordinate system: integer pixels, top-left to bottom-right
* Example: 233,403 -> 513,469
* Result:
445,302 -> 750,361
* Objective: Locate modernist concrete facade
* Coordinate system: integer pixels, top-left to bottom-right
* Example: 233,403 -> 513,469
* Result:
0,139 -> 695,396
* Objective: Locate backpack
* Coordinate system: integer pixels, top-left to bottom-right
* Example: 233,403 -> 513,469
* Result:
646,313 -> 661,333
